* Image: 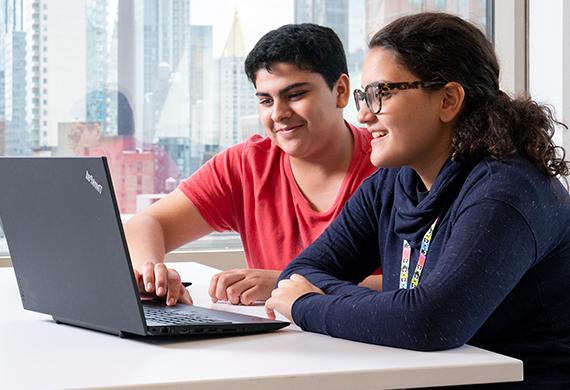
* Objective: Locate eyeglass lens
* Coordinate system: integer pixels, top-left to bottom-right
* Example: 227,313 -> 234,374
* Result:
365,85 -> 381,114
354,87 -> 380,114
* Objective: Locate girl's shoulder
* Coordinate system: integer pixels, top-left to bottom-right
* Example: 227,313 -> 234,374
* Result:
461,154 -> 570,221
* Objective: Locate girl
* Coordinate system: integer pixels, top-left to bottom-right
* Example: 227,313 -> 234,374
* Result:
265,12 -> 570,388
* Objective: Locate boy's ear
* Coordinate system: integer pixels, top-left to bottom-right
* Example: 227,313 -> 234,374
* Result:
334,74 -> 351,108
439,81 -> 465,123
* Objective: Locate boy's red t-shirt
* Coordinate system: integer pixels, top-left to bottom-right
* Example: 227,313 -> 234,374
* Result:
179,123 -> 376,270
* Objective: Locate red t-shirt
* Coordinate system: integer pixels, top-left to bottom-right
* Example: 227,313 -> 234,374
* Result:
179,123 -> 376,270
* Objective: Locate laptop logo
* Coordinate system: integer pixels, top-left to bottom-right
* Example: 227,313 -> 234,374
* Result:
85,170 -> 103,194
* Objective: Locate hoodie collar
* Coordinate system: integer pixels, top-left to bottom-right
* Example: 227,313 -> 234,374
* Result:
393,158 -> 472,247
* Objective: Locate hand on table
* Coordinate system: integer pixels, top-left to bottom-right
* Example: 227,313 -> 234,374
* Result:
208,268 -> 280,305
134,262 -> 193,306
265,274 -> 324,321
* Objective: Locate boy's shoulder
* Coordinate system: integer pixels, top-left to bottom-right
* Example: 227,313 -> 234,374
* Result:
238,133 -> 282,159
219,133 -> 276,161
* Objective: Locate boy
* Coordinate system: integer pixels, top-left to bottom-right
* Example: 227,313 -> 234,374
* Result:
124,24 -> 377,306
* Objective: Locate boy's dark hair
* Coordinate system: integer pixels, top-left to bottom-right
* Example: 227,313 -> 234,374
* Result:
244,23 -> 348,89
370,12 -> 569,177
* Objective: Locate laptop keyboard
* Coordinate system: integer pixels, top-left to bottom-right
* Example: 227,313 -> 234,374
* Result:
143,306 -> 229,326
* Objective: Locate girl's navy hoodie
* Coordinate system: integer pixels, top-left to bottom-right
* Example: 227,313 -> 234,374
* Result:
280,154 -> 570,388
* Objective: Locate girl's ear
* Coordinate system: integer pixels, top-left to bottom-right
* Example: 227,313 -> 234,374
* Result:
334,74 -> 351,109
439,82 -> 465,123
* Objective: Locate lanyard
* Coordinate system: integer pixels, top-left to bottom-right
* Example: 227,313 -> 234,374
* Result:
399,218 -> 438,289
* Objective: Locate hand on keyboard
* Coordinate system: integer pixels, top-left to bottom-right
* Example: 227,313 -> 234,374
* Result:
135,262 -> 193,306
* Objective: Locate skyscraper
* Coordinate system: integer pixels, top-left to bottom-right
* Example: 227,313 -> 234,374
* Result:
143,0 -> 160,98
24,0 -> 87,153
3,0 -> 27,155
105,12 -> 119,136
189,24 -> 213,159
217,9 -> 257,148
189,25 -> 212,110
142,0 -> 191,144
85,0 -> 110,133
0,5 -> 5,155
0,1 -> 5,123
294,0 -> 349,56
0,122 -> 5,155
364,0 -> 488,40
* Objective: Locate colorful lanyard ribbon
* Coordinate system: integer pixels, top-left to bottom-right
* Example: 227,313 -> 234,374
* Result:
399,218 -> 438,289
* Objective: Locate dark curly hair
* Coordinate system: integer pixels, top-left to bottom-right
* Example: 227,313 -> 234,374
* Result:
369,12 -> 569,177
244,23 -> 348,90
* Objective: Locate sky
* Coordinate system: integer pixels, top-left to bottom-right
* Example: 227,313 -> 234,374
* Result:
190,0 -> 366,58
191,0 -> 295,58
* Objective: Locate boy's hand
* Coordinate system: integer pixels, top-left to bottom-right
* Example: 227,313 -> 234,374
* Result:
135,262 -> 193,306
208,269 -> 280,305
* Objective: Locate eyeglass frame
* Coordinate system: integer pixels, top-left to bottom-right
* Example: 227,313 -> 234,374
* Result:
353,80 -> 446,114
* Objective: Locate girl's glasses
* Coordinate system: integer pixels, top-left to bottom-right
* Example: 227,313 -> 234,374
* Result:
353,80 -> 445,114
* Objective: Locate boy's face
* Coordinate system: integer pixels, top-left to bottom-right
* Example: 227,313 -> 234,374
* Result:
254,63 -> 349,160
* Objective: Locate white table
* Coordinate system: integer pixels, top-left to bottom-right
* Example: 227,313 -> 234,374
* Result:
0,262 -> 522,389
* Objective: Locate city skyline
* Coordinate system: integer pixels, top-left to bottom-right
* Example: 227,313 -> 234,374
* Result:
0,0 -> 489,214
190,0 -> 294,58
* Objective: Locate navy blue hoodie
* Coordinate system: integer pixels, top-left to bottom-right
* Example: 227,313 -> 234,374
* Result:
280,154 -> 570,388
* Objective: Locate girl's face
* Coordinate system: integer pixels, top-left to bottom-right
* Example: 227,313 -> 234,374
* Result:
357,47 -> 453,172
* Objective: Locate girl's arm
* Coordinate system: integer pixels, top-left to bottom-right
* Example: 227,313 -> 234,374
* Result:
278,199 -> 536,351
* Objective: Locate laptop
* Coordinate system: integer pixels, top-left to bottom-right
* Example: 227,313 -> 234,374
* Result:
0,157 -> 289,338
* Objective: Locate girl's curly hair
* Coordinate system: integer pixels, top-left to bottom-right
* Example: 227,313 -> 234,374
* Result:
370,12 -> 569,177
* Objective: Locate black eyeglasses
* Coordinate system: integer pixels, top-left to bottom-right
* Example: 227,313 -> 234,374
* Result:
353,80 -> 446,114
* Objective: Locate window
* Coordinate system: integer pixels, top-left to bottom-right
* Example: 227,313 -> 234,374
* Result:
0,0 -> 495,257
528,0 -> 570,150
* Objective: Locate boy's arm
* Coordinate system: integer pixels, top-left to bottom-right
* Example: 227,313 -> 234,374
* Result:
124,188 -> 215,305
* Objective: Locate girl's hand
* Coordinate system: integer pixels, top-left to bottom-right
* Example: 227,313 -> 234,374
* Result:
265,274 -> 323,321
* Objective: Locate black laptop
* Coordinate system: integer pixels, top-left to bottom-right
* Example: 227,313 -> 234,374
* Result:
0,157 -> 289,337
